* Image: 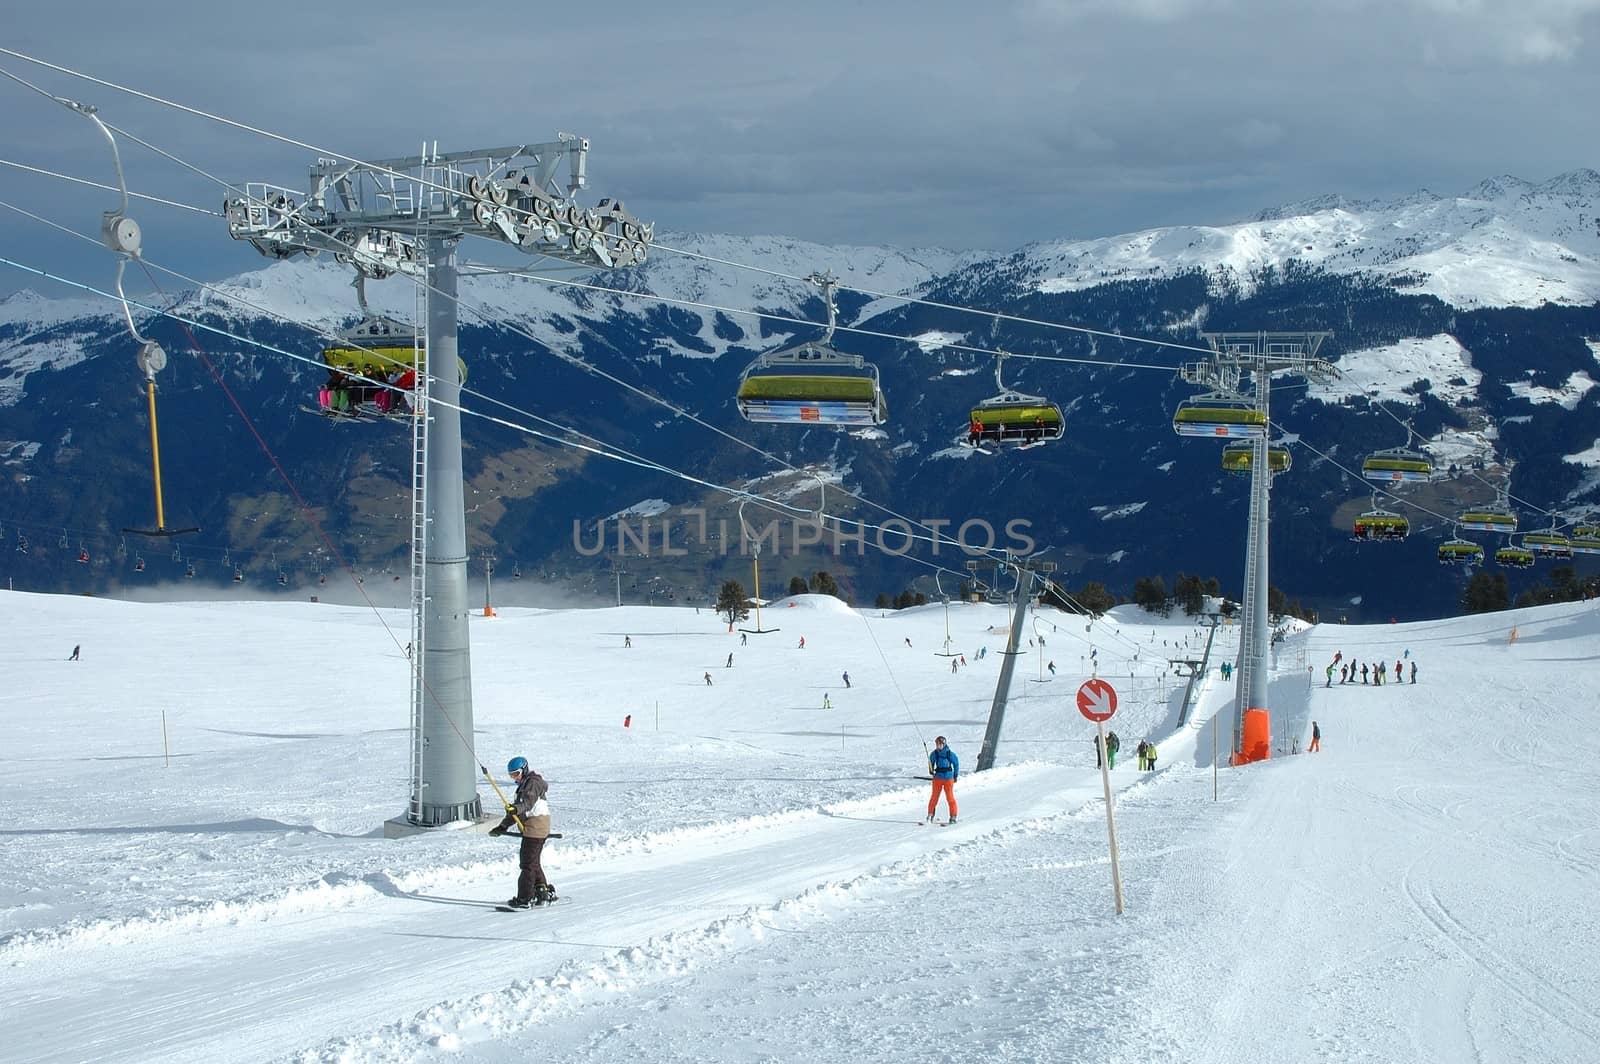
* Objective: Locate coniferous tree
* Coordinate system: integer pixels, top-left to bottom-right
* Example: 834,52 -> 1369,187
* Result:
809,571 -> 843,599
1462,571 -> 1510,613
788,575 -> 809,596
716,580 -> 750,625
1132,575 -> 1169,614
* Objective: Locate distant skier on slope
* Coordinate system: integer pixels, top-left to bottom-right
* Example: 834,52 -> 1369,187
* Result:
1309,721 -> 1321,752
489,756 -> 556,908
704,672 -> 713,686
842,671 -> 851,688
68,644 -> 80,661
926,736 -> 958,824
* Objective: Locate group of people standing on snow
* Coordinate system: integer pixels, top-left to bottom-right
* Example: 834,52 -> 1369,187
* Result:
1092,731 -> 1160,772
1323,649 -> 1417,687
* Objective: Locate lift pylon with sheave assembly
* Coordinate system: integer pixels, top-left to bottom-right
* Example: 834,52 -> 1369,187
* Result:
1193,330 -> 1335,765
226,137 -> 653,832
967,555 -> 1056,772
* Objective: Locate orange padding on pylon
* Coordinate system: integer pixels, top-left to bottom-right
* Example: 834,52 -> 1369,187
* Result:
1237,708 -> 1271,763
484,606 -> 497,617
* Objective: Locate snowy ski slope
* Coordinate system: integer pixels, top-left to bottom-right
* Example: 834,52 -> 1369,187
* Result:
1,590 -> 1597,1063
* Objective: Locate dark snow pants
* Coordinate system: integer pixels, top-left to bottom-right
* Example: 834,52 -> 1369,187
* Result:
517,835 -> 548,899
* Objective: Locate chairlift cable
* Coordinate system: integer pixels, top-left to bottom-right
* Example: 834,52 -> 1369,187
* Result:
0,47 -> 1213,371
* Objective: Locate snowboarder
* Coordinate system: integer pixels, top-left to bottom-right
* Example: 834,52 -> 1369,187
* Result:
1395,658 -> 1403,679
1136,739 -> 1149,770
1410,661 -> 1417,684
1106,731 -> 1121,769
823,694 -> 832,710
926,736 -> 958,824
624,636 -> 631,648
1325,664 -> 1335,687
68,645 -> 80,661
1361,663 -> 1369,684
904,638 -> 912,648
798,637 -> 805,649
960,654 -> 967,666
704,672 -> 713,686
623,714 -> 631,728
842,671 -> 851,688
1309,721 -> 1321,752
489,756 -> 556,908
1146,741 -> 1158,771
1047,661 -> 1056,675
951,659 -> 959,674
726,652 -> 734,668
741,632 -> 747,646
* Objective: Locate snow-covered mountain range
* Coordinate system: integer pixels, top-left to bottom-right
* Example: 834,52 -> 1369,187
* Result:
1,171 -> 1598,618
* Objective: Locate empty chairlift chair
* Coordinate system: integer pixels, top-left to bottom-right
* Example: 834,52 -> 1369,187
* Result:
1172,393 -> 1267,439
1457,504 -> 1518,535
1362,447 -> 1433,484
735,272 -> 886,427
1522,530 -> 1573,559
736,348 -> 886,426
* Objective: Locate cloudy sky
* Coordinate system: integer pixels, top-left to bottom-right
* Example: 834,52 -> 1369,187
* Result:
2,0 -> 1598,297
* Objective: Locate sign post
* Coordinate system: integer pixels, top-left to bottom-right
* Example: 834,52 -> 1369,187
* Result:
1076,678 -> 1125,915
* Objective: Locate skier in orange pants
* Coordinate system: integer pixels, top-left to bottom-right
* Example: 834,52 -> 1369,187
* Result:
926,736 -> 959,824
1309,720 -> 1321,752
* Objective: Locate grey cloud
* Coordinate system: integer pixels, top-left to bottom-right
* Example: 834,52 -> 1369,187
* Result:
1,0 -> 1597,296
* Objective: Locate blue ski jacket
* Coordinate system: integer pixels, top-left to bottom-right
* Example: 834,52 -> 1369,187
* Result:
929,745 -> 959,780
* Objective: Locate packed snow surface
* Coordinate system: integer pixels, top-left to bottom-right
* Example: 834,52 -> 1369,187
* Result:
2,590 -> 1598,1063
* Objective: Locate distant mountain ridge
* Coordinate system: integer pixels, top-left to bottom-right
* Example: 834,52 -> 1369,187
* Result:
2,172 -> 1598,619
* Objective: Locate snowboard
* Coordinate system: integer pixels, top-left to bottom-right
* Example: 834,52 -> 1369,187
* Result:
495,897 -> 559,912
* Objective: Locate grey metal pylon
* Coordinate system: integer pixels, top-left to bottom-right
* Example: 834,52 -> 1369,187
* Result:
1196,331 -> 1335,763
225,139 -> 653,829
969,555 -> 1056,771
1234,367 -> 1272,760
414,236 -> 479,824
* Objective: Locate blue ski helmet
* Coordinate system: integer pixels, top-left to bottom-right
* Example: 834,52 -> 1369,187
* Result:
507,756 -> 528,775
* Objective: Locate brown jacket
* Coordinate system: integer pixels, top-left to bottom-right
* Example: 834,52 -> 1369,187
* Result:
500,770 -> 551,838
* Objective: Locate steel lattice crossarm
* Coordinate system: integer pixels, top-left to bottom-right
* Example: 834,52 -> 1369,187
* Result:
224,136 -> 653,274
1199,330 -> 1338,382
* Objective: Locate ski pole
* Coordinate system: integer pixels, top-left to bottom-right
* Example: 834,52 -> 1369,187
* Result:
478,764 -> 527,833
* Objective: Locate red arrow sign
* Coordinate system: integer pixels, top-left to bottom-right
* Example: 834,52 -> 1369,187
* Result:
1077,678 -> 1118,722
